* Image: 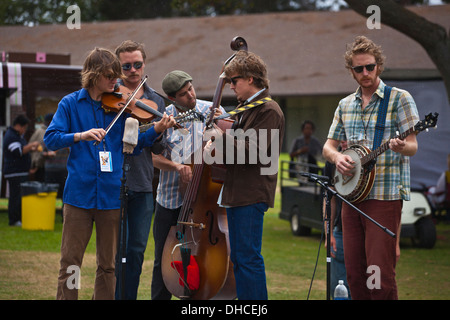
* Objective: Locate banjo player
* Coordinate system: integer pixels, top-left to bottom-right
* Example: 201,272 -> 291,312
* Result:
322,36 -> 419,300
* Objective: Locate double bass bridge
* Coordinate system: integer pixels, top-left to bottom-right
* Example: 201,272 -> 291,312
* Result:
178,220 -> 205,230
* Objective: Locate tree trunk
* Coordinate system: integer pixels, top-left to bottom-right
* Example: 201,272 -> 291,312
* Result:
345,0 -> 450,103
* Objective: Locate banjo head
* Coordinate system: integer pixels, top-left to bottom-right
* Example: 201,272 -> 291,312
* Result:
333,147 -> 362,196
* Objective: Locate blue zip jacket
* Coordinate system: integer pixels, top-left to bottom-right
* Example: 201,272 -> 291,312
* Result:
3,126 -> 31,178
44,88 -> 159,210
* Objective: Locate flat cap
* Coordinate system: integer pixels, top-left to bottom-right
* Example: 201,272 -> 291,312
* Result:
162,70 -> 193,96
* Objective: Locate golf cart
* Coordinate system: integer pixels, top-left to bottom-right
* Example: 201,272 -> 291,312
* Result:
279,160 -> 436,248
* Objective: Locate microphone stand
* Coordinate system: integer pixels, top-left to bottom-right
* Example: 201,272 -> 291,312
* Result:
300,172 -> 396,300
116,153 -> 130,300
116,116 -> 139,300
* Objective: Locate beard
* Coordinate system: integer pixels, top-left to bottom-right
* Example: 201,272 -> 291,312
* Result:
354,74 -> 379,90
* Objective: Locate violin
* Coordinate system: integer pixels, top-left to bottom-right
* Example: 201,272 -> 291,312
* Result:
102,82 -> 159,123
97,76 -> 203,144
93,76 -> 152,145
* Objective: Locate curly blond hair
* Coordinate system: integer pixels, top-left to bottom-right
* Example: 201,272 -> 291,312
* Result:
344,36 -> 386,75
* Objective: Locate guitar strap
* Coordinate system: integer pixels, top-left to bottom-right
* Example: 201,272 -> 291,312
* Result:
372,85 -> 392,150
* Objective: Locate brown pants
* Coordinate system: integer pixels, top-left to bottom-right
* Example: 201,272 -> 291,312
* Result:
56,204 -> 120,300
342,199 -> 402,300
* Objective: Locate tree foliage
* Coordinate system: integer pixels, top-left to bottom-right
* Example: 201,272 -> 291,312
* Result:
0,0 -> 447,25
0,0 -> 100,25
345,0 -> 450,102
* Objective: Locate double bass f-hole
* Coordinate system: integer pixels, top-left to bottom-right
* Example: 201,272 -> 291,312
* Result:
206,211 -> 219,245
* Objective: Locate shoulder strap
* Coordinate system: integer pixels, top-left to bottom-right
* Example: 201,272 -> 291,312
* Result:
372,85 -> 392,150
215,97 -> 272,120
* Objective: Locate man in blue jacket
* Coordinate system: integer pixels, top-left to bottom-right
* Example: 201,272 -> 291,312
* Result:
44,47 -> 175,300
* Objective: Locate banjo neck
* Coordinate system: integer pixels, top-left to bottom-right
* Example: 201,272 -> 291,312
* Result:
360,127 -> 416,166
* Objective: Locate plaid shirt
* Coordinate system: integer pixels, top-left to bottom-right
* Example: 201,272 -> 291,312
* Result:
327,80 -> 419,201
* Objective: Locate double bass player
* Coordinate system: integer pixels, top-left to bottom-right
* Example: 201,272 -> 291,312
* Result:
204,50 -> 285,300
151,70 -> 225,300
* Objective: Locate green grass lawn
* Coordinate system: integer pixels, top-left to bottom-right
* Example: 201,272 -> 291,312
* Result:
0,192 -> 449,300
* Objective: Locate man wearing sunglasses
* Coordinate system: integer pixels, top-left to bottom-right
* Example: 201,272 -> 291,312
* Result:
204,51 -> 285,300
323,36 -> 419,300
113,40 -> 167,300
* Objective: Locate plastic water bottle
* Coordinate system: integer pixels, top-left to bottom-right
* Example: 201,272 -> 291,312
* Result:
334,280 -> 348,300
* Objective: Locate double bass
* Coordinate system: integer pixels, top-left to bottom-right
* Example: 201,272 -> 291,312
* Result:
161,37 -> 248,300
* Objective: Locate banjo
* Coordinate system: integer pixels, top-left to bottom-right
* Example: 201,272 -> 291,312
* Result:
333,112 -> 439,203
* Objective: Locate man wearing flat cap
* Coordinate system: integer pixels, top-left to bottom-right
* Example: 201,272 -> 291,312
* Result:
150,70 -> 225,299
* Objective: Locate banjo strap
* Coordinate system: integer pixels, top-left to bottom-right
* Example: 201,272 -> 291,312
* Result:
372,85 -> 392,150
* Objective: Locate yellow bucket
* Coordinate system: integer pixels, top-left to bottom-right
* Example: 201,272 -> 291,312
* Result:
21,190 -> 58,231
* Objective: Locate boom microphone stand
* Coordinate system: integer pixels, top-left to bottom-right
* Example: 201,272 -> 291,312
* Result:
300,172 -> 395,300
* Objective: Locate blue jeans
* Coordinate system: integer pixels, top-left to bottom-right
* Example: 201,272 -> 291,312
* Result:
115,190 -> 154,300
226,202 -> 268,300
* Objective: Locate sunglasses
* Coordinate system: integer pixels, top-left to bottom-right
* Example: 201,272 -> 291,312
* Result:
103,73 -> 117,81
351,64 -> 376,73
230,76 -> 243,85
121,61 -> 143,71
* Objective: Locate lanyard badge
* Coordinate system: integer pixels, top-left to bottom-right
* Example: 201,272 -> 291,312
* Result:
99,151 -> 113,172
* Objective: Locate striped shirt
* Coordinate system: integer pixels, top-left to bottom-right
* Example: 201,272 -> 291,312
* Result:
156,100 -> 224,209
327,80 -> 419,201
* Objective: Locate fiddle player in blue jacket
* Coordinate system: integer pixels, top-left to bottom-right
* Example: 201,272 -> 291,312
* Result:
44,47 -> 175,300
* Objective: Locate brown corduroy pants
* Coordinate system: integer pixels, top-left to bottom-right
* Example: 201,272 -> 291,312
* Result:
342,199 -> 402,300
56,204 -> 120,300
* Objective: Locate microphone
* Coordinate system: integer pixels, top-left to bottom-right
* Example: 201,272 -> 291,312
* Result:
122,117 -> 139,154
300,172 -> 330,182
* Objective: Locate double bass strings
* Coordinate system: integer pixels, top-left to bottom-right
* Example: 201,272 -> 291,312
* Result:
179,142 -> 206,223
